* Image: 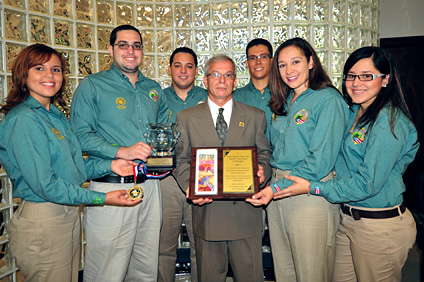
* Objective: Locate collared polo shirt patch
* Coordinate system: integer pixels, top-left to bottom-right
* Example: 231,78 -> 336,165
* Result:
352,127 -> 366,144
294,109 -> 308,124
51,128 -> 64,140
115,97 -> 126,109
149,89 -> 159,102
315,186 -> 321,194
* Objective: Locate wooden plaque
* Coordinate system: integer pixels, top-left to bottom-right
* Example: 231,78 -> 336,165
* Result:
189,146 -> 259,200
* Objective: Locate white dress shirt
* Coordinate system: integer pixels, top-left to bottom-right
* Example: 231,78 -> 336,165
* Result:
208,97 -> 233,128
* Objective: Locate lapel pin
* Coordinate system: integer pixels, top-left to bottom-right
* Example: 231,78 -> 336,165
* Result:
239,122 -> 244,127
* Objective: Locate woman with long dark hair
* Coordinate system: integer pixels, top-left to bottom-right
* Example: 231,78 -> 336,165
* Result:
0,43 -> 141,281
275,46 -> 419,281
247,38 -> 349,281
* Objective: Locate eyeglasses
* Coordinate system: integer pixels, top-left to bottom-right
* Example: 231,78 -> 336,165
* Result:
343,73 -> 386,81
246,54 -> 272,61
207,72 -> 236,80
112,43 -> 143,50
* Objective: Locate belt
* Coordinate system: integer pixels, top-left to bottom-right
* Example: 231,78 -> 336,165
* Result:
341,204 -> 406,220
92,175 -> 134,184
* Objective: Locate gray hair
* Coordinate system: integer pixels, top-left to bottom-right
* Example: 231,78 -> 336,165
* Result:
203,54 -> 237,77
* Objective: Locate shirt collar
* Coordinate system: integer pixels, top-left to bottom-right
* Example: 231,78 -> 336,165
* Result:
248,80 -> 269,93
23,96 -> 62,117
208,97 -> 233,126
169,85 -> 196,100
110,63 -> 145,83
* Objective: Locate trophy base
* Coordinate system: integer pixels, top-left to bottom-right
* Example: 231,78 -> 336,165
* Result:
146,155 -> 176,171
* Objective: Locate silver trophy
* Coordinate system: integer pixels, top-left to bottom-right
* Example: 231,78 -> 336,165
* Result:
144,123 -> 181,171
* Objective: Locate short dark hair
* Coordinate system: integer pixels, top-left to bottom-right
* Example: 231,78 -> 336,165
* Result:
246,38 -> 273,58
170,47 -> 198,67
110,25 -> 142,46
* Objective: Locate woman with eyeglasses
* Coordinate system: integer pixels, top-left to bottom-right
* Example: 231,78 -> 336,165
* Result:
0,43 -> 142,282
247,38 -> 349,281
269,46 -> 419,281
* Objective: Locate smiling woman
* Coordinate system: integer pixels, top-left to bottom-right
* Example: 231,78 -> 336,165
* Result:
0,43 -> 141,282
246,37 -> 350,282
269,46 -> 419,282
344,57 -> 389,112
25,55 -> 63,109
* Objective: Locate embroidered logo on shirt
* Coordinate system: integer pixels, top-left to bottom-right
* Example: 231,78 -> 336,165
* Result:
51,128 -> 64,140
115,97 -> 126,109
294,109 -> 308,124
273,183 -> 281,192
315,186 -> 321,194
168,110 -> 172,120
93,197 -> 103,204
149,89 -> 159,102
352,127 -> 366,145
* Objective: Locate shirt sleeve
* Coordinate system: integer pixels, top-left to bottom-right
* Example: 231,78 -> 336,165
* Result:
5,115 -> 106,205
174,113 -> 192,190
84,157 -> 112,180
70,78 -> 120,159
270,93 -> 348,193
309,115 -> 418,204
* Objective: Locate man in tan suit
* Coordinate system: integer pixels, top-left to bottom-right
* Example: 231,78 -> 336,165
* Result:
174,54 -> 272,282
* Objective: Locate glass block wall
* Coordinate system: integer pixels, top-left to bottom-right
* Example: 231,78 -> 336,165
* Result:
0,0 -> 379,111
0,1 -> 379,280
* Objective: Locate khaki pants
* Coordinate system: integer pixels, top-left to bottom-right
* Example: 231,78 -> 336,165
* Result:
9,201 -> 80,282
83,179 -> 161,282
268,169 -> 339,282
333,207 -> 416,282
158,174 -> 197,282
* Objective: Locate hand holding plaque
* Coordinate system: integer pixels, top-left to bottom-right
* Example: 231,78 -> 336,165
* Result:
188,146 -> 260,200
143,123 -> 181,171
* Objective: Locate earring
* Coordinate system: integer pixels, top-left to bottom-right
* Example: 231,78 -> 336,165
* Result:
382,85 -> 387,88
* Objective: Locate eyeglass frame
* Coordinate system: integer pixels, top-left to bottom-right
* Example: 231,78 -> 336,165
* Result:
207,72 -> 237,80
112,42 -> 143,50
246,54 -> 272,61
343,73 -> 387,81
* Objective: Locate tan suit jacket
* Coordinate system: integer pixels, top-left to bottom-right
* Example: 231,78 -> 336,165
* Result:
175,100 -> 272,241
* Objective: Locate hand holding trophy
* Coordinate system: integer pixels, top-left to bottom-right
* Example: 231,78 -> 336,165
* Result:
128,123 -> 181,200
143,123 -> 181,171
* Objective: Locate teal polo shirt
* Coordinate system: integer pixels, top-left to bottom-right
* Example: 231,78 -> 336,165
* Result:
309,105 -> 419,208
233,80 -> 273,139
269,87 -> 350,193
0,96 -> 108,205
164,85 -> 207,123
70,63 -> 169,160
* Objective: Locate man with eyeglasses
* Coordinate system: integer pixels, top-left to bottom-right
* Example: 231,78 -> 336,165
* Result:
174,55 -> 272,281
70,24 -> 168,282
158,47 -> 207,282
234,38 -> 273,139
